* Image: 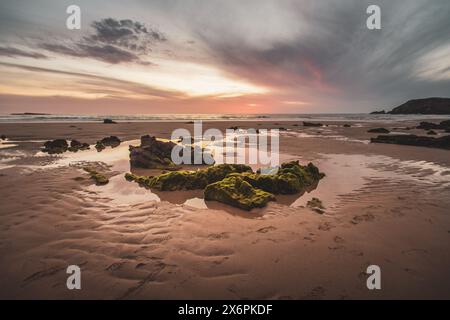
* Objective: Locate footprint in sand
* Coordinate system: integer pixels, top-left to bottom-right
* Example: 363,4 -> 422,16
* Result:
256,226 -> 277,233
106,261 -> 125,272
351,213 -> 375,225
22,266 -> 66,287
207,232 -> 230,240
318,222 -> 333,231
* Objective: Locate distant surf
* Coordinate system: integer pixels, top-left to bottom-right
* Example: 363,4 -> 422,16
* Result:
1,113 -> 449,123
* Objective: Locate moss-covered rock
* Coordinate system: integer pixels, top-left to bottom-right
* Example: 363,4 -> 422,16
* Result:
125,161 -> 324,211
125,163 -> 252,191
240,161 -> 324,195
204,175 -> 275,211
83,167 -> 109,185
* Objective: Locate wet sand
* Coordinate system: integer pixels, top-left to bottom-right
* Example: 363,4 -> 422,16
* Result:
1,119 -> 450,299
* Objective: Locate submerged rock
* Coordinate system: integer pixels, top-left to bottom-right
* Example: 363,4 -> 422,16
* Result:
95,136 -> 121,152
0,135 -> 6,140
42,139 -> 68,154
129,135 -> 213,169
367,128 -> 390,134
343,124 -> 351,128
371,134 -> 450,150
427,130 -> 437,135
83,167 -> 109,185
303,122 -> 323,127
370,110 -> 386,114
204,176 -> 275,211
103,119 -> 117,124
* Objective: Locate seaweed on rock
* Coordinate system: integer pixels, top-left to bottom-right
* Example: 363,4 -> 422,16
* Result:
204,176 -> 275,211
83,167 -> 109,185
125,161 -> 324,210
125,163 -> 252,191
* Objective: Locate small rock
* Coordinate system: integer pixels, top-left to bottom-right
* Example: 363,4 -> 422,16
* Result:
303,122 -> 323,127
367,128 -> 390,134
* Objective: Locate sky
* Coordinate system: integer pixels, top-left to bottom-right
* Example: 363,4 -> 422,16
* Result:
0,0 -> 449,114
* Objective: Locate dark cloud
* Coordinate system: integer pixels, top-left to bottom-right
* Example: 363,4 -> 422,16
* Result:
0,46 -> 47,59
189,0 -> 450,110
88,18 -> 166,53
39,18 -> 165,65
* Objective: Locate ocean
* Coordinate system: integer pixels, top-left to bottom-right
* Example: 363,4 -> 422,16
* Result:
1,113 -> 449,123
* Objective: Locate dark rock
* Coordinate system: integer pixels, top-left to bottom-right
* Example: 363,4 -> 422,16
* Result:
371,134 -> 450,150
103,119 -> 117,124
68,140 -> 90,152
278,127 -> 288,131
228,126 -> 239,130
417,120 -> 450,130
388,97 -> 450,115
129,135 -> 213,169
42,139 -> 68,154
343,124 -> 351,128
440,120 -> 450,127
367,128 -> 390,134
0,135 -> 6,140
95,136 -> 121,152
370,110 -> 386,114
427,130 -> 437,135
303,122 -> 323,127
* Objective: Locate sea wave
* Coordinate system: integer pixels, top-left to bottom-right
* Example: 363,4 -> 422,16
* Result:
0,113 -> 449,123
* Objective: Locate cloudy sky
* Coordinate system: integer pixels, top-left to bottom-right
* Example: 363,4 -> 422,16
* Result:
0,0 -> 449,114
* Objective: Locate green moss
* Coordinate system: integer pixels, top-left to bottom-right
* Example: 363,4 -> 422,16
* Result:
307,197 -> 325,214
83,167 -> 109,185
125,163 -> 252,191
125,161 -> 324,210
204,175 -> 275,211
235,161 -> 324,195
